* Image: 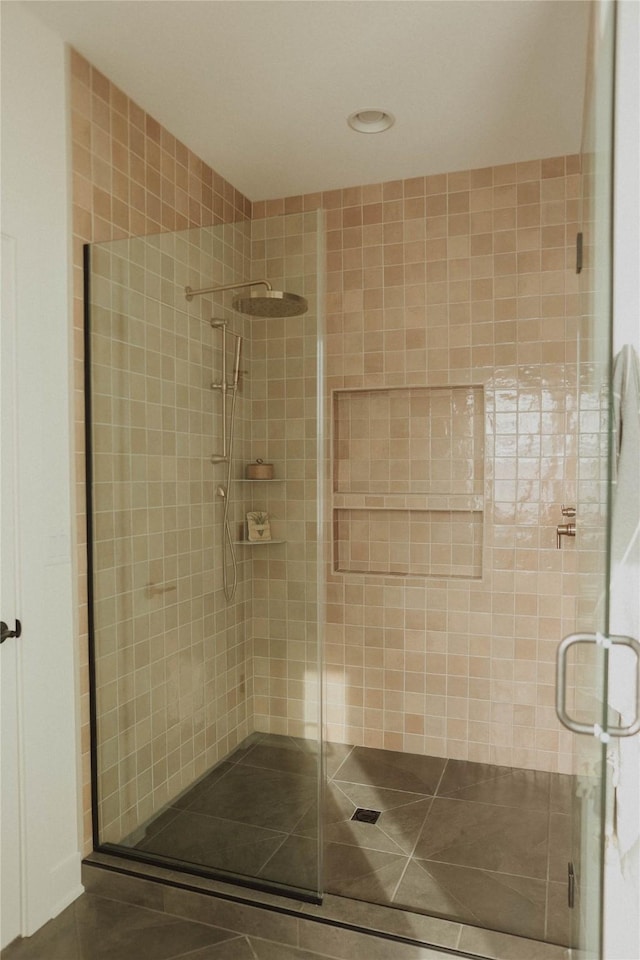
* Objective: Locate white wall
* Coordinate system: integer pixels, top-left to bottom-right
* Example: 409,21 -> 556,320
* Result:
0,0 -> 82,938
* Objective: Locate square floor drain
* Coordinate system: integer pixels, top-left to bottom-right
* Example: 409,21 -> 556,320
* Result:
351,807 -> 381,824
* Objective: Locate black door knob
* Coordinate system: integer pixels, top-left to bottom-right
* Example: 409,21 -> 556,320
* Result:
0,620 -> 21,644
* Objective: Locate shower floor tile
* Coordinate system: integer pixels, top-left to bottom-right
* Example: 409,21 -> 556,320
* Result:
324,743 -> 573,947
325,781 -> 433,855
127,734 -> 573,947
436,758 -> 552,809
332,745 -> 446,795
2,892 -> 239,960
393,859 -> 548,942
139,810 -> 288,876
129,733 -> 322,894
411,796 -> 549,878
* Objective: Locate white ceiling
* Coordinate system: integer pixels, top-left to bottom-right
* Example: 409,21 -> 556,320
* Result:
27,0 -> 590,202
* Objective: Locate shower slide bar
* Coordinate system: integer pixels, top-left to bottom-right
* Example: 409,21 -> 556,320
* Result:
210,319 -> 243,464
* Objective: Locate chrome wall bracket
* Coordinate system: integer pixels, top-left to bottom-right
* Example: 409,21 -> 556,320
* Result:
556,631 -> 640,737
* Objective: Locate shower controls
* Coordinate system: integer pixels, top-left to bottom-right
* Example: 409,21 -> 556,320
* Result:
0,619 -> 21,644
557,505 -> 577,548
556,522 -> 576,548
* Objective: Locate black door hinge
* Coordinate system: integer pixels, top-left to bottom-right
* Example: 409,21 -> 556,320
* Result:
576,232 -> 583,274
568,861 -> 575,908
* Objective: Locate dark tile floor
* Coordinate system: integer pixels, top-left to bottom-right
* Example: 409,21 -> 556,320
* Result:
125,734 -> 573,946
1,894 -> 450,960
129,733 -> 336,894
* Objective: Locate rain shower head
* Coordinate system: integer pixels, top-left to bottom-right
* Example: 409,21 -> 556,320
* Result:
232,289 -> 308,318
185,278 -> 308,317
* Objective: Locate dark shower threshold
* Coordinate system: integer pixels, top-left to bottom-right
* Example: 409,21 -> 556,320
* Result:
82,853 -> 569,960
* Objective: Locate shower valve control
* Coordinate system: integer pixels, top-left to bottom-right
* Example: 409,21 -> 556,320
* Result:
557,506 -> 577,549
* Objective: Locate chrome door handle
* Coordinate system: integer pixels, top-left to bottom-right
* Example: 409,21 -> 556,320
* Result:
556,632 -> 640,738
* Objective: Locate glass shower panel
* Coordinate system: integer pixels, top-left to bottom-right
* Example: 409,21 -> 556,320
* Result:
569,1 -> 616,955
86,211 -> 323,898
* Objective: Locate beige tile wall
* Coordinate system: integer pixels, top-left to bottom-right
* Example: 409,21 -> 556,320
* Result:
248,212 -> 322,738
73,44 -> 586,855
70,50 -> 252,850
88,223 -> 261,842
257,155 -> 582,773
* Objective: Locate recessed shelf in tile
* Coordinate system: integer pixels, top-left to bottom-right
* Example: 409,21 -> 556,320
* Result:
333,385 -> 484,496
333,508 -> 483,579
332,385 -> 485,579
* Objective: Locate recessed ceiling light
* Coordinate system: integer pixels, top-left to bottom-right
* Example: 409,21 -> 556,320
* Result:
347,110 -> 395,134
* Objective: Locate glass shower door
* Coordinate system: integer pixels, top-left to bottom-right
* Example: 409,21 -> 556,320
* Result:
558,1 -> 616,956
85,211 -> 324,899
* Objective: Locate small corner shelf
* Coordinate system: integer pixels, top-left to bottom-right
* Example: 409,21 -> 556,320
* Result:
233,539 -> 286,546
234,478 -> 285,483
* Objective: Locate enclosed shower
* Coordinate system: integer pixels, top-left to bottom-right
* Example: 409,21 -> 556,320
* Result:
86,145 -> 602,951
86,210 -> 324,896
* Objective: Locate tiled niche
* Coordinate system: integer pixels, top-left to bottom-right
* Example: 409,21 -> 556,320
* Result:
332,385 -> 484,578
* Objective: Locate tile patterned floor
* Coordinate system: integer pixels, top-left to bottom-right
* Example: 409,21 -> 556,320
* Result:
124,735 -> 573,946
129,733 -> 335,893
1,891 -> 456,960
324,745 -> 573,946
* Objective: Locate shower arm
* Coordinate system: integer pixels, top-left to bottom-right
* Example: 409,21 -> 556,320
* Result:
185,278 -> 272,302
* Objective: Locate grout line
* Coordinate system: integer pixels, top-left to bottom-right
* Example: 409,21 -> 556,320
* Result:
414,852 -> 548,885
327,744 -> 354,782
246,936 -> 260,960
388,795 -> 436,902
405,857 -> 486,928
436,767 -> 551,799
433,757 -> 449,798
167,933 -> 247,960
388,854 -> 412,904
254,829 -> 294,878
330,777 -> 436,800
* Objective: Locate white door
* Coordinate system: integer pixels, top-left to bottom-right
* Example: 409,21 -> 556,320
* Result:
1,233 -> 23,950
